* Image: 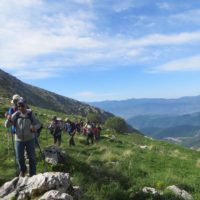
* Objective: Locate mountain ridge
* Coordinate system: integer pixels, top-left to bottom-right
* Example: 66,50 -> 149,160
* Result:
89,95 -> 200,119
0,69 -> 113,120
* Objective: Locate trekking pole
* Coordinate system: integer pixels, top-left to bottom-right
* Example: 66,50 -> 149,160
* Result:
35,137 -> 48,172
7,128 -> 10,155
46,126 -> 48,146
10,128 -> 18,175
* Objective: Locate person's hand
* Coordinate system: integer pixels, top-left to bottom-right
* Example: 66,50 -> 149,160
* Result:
30,125 -> 36,132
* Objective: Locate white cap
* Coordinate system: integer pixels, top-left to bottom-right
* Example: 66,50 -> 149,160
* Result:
11,94 -> 21,104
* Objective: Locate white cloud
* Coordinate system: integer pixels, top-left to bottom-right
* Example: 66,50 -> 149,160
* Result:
73,0 -> 92,5
127,32 -> 200,47
170,9 -> 200,23
157,2 -> 171,10
14,70 -> 57,79
77,91 -> 96,98
152,55 -> 200,72
1,0 -> 200,79
112,0 -> 135,13
74,91 -> 123,101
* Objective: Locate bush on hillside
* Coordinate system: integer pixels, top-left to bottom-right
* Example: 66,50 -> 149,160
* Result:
104,116 -> 129,133
87,113 -> 104,124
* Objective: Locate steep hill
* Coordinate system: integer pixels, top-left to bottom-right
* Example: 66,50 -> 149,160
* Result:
0,69 -> 112,120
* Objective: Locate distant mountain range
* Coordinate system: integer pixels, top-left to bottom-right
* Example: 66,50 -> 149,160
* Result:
0,69 -> 113,120
89,97 -> 200,119
89,97 -> 200,148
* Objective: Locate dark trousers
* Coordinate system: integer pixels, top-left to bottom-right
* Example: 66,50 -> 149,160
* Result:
87,132 -> 94,145
69,135 -> 75,146
53,134 -> 61,146
15,138 -> 36,176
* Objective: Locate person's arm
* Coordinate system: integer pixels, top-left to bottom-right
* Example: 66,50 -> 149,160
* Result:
30,112 -> 41,132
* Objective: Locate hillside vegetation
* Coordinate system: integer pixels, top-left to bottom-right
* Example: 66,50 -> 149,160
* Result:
0,99 -> 199,199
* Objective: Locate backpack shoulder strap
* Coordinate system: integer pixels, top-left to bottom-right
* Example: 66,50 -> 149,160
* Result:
27,111 -> 33,123
13,111 -> 21,125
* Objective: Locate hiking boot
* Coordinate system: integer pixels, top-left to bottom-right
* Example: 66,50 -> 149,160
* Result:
19,171 -> 27,177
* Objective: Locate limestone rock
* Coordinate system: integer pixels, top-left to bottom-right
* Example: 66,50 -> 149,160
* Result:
73,186 -> 83,200
0,172 -> 71,200
166,185 -> 194,200
142,187 -> 161,195
0,177 -> 18,198
43,145 -> 67,165
39,190 -> 73,200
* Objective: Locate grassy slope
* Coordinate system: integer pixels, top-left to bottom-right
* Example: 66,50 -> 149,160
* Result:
0,102 -> 200,199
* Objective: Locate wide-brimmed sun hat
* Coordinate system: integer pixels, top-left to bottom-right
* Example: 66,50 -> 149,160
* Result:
11,94 -> 21,104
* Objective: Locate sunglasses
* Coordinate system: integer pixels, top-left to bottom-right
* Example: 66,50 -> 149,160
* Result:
18,104 -> 25,108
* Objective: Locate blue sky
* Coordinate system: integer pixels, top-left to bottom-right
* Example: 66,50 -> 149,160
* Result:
1,0 -> 200,102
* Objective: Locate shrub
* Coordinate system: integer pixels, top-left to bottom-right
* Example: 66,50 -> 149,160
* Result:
104,117 -> 129,133
87,113 -> 103,124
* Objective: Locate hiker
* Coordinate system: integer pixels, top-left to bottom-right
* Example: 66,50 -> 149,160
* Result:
11,99 -> 41,177
85,121 -> 94,145
94,124 -> 102,141
33,113 -> 43,147
4,94 -> 22,133
48,116 -> 62,146
75,121 -> 81,134
65,118 -> 76,146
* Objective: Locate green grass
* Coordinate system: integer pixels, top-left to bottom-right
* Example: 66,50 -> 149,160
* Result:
0,100 -> 200,199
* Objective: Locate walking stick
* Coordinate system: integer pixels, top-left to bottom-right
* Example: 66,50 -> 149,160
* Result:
7,128 -> 11,155
10,128 -> 18,175
46,126 -> 48,146
35,137 -> 48,172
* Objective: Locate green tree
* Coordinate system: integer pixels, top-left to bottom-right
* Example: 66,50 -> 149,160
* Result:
104,116 -> 129,133
87,113 -> 103,124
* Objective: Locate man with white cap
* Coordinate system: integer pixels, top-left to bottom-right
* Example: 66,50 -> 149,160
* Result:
5,94 -> 21,133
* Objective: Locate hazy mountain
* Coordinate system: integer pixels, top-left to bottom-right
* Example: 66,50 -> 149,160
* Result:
140,125 -> 200,139
127,113 -> 200,148
89,97 -> 200,119
0,69 -> 113,120
127,112 -> 200,129
90,97 -> 200,148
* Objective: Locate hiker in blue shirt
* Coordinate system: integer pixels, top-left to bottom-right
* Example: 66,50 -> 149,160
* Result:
65,118 -> 76,146
5,94 -> 22,133
11,99 -> 41,177
49,116 -> 62,146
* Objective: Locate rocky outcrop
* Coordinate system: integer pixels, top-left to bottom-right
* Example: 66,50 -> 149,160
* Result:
130,185 -> 194,200
166,185 -> 194,200
43,145 -> 67,165
0,172 -> 82,200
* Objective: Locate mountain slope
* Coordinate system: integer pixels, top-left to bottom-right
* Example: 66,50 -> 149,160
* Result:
0,69 -> 112,120
0,110 -> 200,199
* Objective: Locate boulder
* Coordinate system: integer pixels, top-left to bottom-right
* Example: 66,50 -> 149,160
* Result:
73,186 -> 83,200
130,187 -> 163,199
39,190 -> 73,200
0,172 -> 72,200
43,145 -> 67,165
166,185 -> 194,200
142,187 -> 162,195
